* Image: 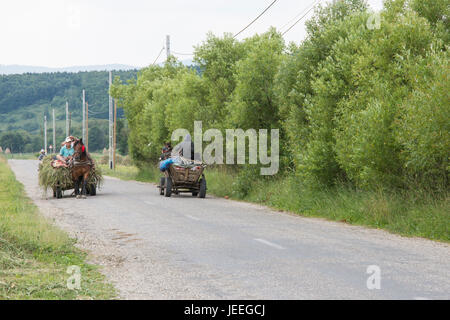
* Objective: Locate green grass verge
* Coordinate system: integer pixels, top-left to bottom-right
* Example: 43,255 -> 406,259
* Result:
101,163 -> 449,242
245,176 -> 449,242
100,163 -> 160,183
0,156 -> 116,300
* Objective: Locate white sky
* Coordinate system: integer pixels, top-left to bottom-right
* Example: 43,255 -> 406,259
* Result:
0,0 -> 384,68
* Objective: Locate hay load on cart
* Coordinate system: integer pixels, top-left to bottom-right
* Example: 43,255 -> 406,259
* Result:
158,156 -> 207,198
38,156 -> 102,198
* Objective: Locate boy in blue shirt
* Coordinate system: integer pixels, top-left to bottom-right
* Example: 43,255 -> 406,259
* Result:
57,137 -> 74,161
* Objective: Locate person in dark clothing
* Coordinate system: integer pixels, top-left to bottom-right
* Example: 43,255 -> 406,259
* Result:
172,134 -> 195,160
159,142 -> 172,161
38,149 -> 46,161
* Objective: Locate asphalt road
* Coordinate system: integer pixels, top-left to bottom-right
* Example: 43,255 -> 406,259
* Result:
8,160 -> 450,299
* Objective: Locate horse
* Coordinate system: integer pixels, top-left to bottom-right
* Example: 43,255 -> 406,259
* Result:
71,138 -> 93,199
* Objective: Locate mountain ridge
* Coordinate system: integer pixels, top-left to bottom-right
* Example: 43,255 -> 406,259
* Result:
0,64 -> 139,75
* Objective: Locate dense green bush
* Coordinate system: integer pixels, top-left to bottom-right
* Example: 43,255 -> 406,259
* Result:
330,8 -> 437,188
228,28 -> 284,130
396,48 -> 449,189
111,0 -> 449,194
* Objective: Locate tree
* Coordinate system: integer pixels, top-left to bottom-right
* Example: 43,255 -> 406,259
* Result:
111,58 -> 186,164
228,28 -> 284,130
396,48 -> 450,189
194,33 -> 247,128
274,0 -> 368,174
88,126 -> 107,152
0,131 -> 28,153
116,118 -> 129,155
108,0 -> 448,193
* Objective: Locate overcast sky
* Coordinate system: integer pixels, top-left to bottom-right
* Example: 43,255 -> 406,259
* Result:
0,0 -> 384,68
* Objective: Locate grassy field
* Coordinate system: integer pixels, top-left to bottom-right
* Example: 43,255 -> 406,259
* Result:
0,155 -> 116,299
100,162 -> 449,242
100,163 -> 159,183
246,177 -> 448,241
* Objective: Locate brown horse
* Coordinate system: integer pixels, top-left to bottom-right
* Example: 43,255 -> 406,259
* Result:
72,138 -> 93,199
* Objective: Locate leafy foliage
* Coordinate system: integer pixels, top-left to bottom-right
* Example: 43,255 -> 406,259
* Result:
0,130 -> 41,153
112,0 -> 449,193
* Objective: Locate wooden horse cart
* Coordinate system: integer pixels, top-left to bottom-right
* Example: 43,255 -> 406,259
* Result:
158,159 -> 207,198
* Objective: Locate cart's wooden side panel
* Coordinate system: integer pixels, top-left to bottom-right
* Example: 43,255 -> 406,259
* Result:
169,165 -> 204,185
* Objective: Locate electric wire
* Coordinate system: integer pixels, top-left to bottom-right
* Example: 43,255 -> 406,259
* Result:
233,0 -> 278,38
152,46 -> 165,65
172,51 -> 194,56
281,0 -> 320,36
279,0 -> 317,32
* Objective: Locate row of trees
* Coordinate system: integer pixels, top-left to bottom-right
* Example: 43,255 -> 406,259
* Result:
0,131 -> 42,153
0,118 -> 129,154
112,0 -> 448,191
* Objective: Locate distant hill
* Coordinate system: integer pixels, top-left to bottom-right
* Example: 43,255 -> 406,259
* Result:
0,70 -> 138,136
0,61 -> 198,149
0,62 -> 200,152
0,64 -> 139,75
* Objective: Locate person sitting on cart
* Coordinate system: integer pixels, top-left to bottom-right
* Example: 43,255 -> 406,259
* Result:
171,134 -> 195,160
159,142 -> 172,161
163,142 -> 172,154
56,137 -> 75,162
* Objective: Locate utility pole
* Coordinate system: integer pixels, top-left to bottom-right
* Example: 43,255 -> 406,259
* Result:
69,112 -> 72,136
108,71 -> 113,169
66,101 -> 69,137
52,108 -> 56,154
166,35 -> 171,61
113,99 -> 117,170
44,115 -> 47,154
86,102 -> 89,152
82,89 -> 86,142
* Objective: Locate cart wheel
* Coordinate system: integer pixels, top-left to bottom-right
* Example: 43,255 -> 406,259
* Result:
56,187 -> 63,199
89,184 -> 96,196
159,177 -> 165,195
164,177 -> 172,197
198,178 -> 206,198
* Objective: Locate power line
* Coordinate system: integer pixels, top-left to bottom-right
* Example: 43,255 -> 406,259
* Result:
87,109 -> 103,113
281,0 -> 320,36
233,0 -> 279,38
279,0 -> 317,31
85,103 -> 99,111
156,0 -> 313,62
172,51 -> 194,56
88,109 -> 106,115
152,46 -> 165,65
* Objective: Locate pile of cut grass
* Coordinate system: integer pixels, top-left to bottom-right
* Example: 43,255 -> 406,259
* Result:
38,156 -> 103,192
